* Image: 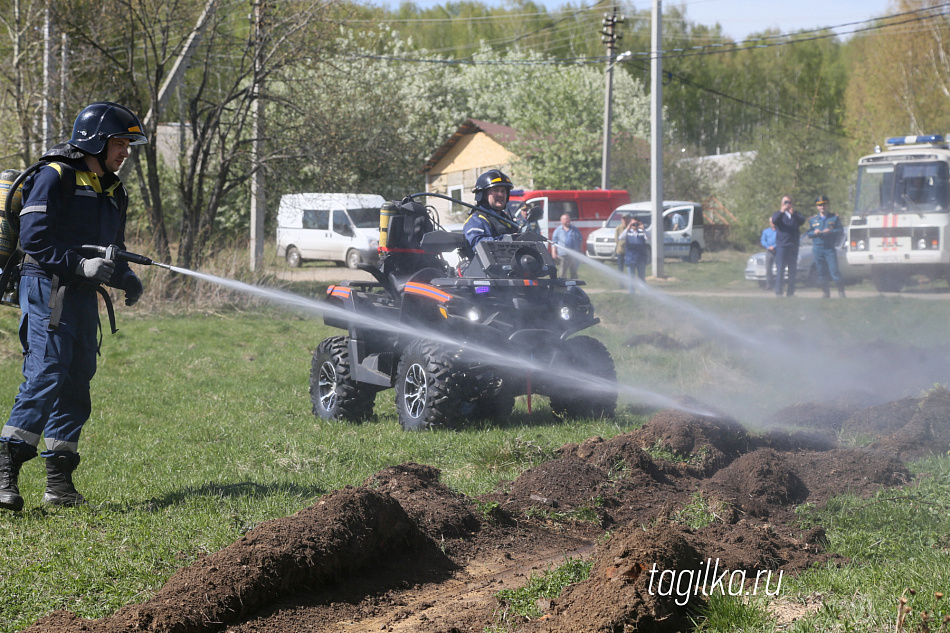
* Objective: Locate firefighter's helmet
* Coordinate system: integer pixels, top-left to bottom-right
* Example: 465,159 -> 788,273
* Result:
68,102 -> 148,155
472,169 -> 513,206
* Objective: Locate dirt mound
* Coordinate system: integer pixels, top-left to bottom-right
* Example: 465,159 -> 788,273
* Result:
706,449 -> 809,518
785,448 -> 911,506
630,407 -> 749,476
20,390 -> 947,633
523,523 -> 706,633
363,462 -> 481,540
870,386 -> 950,460
841,396 -> 920,436
24,487 -> 423,633
519,518 -> 836,633
507,456 -> 611,511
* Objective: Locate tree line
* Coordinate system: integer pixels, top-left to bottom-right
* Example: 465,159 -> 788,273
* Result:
1,0 -> 948,263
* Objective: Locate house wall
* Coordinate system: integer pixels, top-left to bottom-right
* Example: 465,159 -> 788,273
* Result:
426,132 -> 514,222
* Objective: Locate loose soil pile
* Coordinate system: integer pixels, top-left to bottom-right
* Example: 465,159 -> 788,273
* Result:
22,387 -> 950,633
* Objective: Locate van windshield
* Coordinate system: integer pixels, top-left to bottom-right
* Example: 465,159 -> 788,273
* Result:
348,207 -> 381,228
608,210 -> 653,228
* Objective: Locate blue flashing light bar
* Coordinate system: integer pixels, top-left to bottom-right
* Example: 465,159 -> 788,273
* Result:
885,134 -> 945,146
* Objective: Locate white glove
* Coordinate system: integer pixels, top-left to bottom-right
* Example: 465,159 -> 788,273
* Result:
76,257 -> 115,284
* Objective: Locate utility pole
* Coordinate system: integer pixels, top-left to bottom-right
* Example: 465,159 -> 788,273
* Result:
650,0 -> 665,279
249,0 -> 266,272
600,7 -> 624,191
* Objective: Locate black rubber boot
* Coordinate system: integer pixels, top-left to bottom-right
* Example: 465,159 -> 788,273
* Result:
837,282 -> 846,298
821,286 -> 831,298
43,452 -> 87,507
0,441 -> 35,512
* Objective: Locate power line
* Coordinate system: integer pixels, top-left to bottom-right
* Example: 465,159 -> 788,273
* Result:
638,2 -> 950,61
342,2 -> 950,65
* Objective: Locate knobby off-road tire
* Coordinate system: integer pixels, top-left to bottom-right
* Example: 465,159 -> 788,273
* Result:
310,336 -> 377,422
395,340 -> 471,431
472,373 -> 517,420
548,335 -> 618,420
285,246 -> 301,268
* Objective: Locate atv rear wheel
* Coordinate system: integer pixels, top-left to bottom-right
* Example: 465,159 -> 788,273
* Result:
548,335 -> 617,420
310,336 -> 377,422
395,340 -> 467,431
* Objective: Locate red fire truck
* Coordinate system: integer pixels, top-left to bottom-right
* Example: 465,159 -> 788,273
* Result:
506,189 -> 631,242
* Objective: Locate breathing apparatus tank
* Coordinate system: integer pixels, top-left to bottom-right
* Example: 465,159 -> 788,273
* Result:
377,198 -> 439,276
0,168 -> 22,269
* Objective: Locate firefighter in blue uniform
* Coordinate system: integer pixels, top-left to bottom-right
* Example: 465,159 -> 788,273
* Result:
806,194 -> 846,298
0,102 -> 147,511
463,170 -> 520,253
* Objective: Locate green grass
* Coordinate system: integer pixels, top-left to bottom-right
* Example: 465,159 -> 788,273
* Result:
1,250 -> 950,632
488,557 -> 594,632
695,454 -> 950,632
0,309 -> 642,631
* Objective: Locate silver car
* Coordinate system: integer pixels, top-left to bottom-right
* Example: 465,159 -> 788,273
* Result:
745,234 -> 868,289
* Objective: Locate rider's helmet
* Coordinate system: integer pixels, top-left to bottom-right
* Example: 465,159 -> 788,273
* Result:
68,102 -> 148,155
472,169 -> 513,207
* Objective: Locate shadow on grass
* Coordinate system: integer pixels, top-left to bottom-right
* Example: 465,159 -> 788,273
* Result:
119,480 -> 329,513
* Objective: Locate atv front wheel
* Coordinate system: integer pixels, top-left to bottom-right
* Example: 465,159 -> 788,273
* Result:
395,340 -> 466,431
548,335 -> 617,420
310,336 -> 377,422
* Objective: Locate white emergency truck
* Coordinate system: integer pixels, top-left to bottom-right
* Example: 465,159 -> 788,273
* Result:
848,135 -> 950,291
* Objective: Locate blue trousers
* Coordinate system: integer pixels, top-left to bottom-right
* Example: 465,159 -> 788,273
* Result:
625,251 -> 647,286
813,247 -> 842,287
1,276 -> 98,455
774,245 -> 799,296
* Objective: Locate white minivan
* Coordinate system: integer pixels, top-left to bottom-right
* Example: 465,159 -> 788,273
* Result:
276,193 -> 386,268
586,200 -> 705,264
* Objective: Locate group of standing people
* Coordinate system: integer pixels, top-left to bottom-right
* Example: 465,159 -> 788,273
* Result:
762,194 -> 845,298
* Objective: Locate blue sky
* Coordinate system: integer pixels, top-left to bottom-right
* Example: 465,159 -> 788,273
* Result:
372,0 -> 896,42
676,0 -> 894,41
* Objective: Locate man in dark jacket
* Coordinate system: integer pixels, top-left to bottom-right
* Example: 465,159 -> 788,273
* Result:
463,169 -> 520,253
770,195 -> 806,297
0,102 -> 147,511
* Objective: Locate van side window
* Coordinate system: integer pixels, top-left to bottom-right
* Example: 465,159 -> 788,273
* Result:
548,201 -> 578,221
332,211 -> 354,236
303,209 -> 329,230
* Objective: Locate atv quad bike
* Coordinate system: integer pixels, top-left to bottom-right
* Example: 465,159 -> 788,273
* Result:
310,194 -> 617,431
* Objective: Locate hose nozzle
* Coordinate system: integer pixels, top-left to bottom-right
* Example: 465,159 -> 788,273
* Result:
80,244 -> 169,269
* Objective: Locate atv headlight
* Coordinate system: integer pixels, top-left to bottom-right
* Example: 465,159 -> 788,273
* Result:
467,308 -> 481,322
559,306 -> 573,321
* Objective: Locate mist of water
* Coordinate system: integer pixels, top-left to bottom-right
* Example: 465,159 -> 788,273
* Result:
564,247 -> 950,425
166,266 -> 715,417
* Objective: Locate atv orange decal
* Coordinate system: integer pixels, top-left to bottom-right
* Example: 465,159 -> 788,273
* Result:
328,286 -> 352,299
404,282 -> 452,302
